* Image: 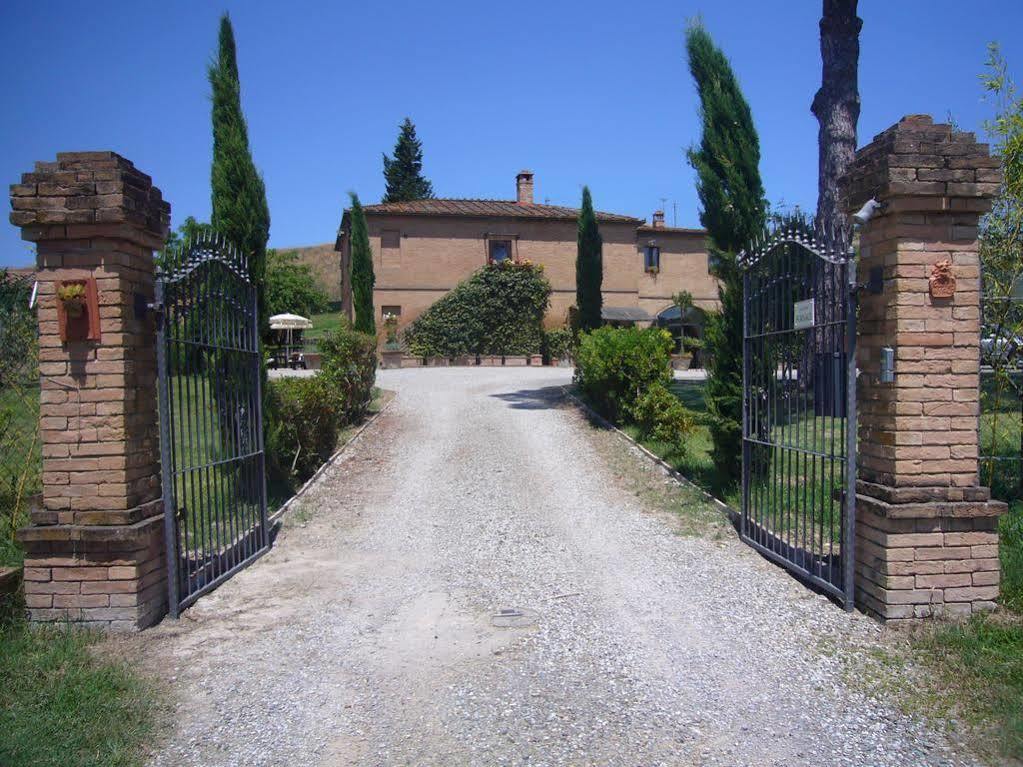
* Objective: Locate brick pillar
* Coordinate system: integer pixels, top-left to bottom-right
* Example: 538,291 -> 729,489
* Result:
9,152 -> 170,630
842,116 -> 1006,622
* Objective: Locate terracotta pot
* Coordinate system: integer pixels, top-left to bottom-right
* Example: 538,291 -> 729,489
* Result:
381,350 -> 403,369
63,297 -> 85,318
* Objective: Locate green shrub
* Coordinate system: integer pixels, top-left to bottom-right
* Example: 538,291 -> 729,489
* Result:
542,327 -> 573,362
404,260 -> 551,357
265,375 -> 341,482
265,249 -> 331,318
318,324 -> 378,422
265,322 -> 377,487
631,383 -> 695,455
574,326 -> 673,421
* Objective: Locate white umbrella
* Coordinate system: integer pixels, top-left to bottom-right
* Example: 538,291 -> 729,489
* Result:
269,314 -> 313,366
269,313 -> 313,330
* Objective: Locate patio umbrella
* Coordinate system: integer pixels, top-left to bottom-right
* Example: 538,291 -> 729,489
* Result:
269,314 -> 313,361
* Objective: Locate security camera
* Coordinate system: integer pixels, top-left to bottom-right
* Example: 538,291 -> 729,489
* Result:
853,198 -> 885,226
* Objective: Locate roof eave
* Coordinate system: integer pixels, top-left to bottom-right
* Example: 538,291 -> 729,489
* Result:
358,208 -> 642,225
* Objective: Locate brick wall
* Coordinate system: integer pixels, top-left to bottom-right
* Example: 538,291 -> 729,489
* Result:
10,151 -> 171,630
842,116 -> 1006,622
340,213 -> 716,336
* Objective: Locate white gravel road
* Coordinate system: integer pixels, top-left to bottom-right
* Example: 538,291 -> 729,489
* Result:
145,367 -> 977,767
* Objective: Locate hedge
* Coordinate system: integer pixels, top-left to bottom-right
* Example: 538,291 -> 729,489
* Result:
265,322 -> 377,485
403,260 -> 551,357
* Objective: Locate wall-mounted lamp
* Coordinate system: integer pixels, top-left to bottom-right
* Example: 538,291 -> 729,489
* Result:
853,198 -> 886,226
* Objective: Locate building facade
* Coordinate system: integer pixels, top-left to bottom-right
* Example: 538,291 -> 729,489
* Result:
335,171 -> 716,338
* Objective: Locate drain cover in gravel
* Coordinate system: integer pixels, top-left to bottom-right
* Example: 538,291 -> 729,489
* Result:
491,607 -> 538,628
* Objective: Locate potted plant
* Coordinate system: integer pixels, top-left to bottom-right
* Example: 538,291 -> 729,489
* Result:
57,282 -> 87,318
382,312 -> 400,351
380,312 -> 404,369
683,336 -> 704,369
543,327 -> 573,367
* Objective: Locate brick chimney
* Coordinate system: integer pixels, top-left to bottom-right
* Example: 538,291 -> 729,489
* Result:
652,210 -> 665,228
516,170 -> 534,205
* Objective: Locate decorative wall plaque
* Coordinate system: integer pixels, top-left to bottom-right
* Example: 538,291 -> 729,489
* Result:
929,259 -> 956,299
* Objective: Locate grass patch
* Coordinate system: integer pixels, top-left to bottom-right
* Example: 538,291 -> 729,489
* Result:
642,380 -> 740,507
1,383 -> 40,569
0,615 -> 159,767
588,416 -> 727,538
306,310 -> 345,340
909,614 -> 1023,761
1000,501 -> 1023,614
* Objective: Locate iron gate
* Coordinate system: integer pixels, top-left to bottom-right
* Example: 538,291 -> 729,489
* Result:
155,233 -> 270,617
739,226 -> 857,608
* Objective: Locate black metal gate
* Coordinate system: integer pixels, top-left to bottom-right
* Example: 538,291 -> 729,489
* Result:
155,232 -> 270,617
740,226 -> 857,608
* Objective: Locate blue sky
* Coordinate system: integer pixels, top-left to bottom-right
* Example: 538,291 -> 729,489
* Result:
2,0 -> 1021,267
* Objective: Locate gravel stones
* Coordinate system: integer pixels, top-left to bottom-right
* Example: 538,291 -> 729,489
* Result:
145,368 -> 979,767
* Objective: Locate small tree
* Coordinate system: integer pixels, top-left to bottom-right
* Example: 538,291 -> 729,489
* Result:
265,250 -> 330,318
382,117 -> 434,203
686,22 -> 767,489
349,193 -> 376,335
209,13 -> 271,331
575,186 -> 603,332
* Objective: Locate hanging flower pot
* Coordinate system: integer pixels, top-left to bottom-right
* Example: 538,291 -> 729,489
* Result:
56,278 -> 101,342
57,283 -> 87,317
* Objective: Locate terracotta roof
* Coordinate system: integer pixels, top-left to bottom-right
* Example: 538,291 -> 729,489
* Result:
358,198 -> 642,224
636,225 -> 707,236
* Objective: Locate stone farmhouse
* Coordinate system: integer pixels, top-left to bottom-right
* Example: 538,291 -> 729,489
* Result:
333,171 -> 717,339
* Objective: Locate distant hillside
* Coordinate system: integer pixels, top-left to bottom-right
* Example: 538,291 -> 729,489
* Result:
275,243 -> 340,301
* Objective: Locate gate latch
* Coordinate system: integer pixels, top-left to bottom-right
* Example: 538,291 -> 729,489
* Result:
853,266 -> 884,296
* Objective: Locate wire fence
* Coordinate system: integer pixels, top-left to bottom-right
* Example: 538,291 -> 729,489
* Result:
0,270 -> 39,567
980,288 -> 1023,507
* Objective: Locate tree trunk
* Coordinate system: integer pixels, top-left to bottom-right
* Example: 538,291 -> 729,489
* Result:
812,0 -> 862,230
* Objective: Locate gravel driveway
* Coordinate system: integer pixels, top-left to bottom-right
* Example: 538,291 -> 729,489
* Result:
145,367 -> 976,767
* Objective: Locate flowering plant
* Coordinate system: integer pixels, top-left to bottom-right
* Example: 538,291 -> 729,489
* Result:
57,283 -> 87,317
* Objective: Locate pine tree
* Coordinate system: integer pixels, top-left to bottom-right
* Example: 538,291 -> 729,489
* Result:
685,23 -> 767,489
349,193 -> 376,335
209,13 -> 270,330
382,118 -> 434,202
575,186 -> 603,333
812,0 -> 861,227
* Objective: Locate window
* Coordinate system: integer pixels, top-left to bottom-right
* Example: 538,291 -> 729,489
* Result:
489,239 -> 512,263
644,245 -> 660,272
381,305 -> 401,318
381,230 -> 400,264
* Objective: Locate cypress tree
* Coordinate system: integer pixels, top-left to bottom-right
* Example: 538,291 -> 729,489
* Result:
685,23 -> 767,488
382,118 -> 434,202
349,193 -> 376,335
575,186 -> 603,333
209,13 -> 270,330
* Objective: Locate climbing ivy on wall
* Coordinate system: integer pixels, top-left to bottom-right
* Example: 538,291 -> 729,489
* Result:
403,261 -> 551,357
